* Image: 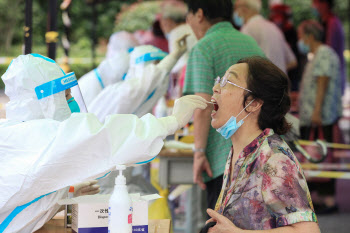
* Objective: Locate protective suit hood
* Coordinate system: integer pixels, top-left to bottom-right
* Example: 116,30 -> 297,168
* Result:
97,51 -> 130,86
125,45 -> 168,80
106,31 -> 139,59
1,54 -> 71,122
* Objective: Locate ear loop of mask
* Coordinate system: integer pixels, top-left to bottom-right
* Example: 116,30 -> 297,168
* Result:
236,99 -> 255,121
278,90 -> 285,105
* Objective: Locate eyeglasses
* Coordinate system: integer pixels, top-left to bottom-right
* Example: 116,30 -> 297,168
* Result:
215,76 -> 252,93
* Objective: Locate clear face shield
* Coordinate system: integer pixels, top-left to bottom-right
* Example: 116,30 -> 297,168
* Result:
35,72 -> 88,114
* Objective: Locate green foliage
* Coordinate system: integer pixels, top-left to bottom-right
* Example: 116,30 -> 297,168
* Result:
258,0 -> 348,28
259,0 -> 349,49
0,65 -> 9,89
95,0 -> 134,38
283,0 -> 315,26
1,0 -> 349,58
114,1 -> 161,32
3,42 -> 106,59
0,63 -> 95,89
0,0 -> 138,57
0,0 -> 24,53
76,37 -> 92,51
70,63 -> 95,79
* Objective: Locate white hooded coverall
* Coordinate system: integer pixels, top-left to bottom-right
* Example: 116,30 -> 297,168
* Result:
0,54 -> 179,233
89,45 -> 177,122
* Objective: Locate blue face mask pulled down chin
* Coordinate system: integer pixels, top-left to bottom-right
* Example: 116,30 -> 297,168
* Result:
297,40 -> 310,55
67,97 -> 80,113
216,100 -> 254,139
233,12 -> 244,27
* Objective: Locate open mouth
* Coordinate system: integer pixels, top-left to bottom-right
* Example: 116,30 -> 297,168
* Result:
214,102 -> 219,111
211,98 -> 219,114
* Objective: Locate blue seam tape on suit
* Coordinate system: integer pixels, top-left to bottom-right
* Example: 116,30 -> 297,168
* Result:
0,191 -> 56,232
94,68 -> 105,89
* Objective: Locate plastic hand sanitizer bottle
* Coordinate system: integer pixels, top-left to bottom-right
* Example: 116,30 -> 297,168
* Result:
108,165 -> 132,233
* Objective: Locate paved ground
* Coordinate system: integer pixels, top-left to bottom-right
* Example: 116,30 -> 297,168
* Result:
317,213 -> 350,233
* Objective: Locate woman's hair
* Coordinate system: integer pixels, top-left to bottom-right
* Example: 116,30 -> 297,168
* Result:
298,20 -> 324,42
237,56 -> 291,135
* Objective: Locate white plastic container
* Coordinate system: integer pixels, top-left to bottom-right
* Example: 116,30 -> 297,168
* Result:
108,165 -> 132,233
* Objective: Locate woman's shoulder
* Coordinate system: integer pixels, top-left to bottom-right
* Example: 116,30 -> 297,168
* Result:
316,45 -> 338,60
244,129 -> 297,172
257,131 -> 298,166
263,132 -> 300,167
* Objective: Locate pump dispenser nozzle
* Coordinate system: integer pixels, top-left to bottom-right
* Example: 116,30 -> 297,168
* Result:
115,165 -> 126,185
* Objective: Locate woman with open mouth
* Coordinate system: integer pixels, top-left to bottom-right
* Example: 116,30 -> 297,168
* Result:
205,56 -> 320,233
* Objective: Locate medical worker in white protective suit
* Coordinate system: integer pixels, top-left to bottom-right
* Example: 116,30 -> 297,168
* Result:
106,31 -> 139,59
0,54 -> 207,232
89,35 -> 189,122
78,31 -> 139,108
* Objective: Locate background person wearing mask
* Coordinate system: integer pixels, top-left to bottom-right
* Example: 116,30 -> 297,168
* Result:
298,20 -> 343,214
234,0 -> 297,75
269,3 -> 305,92
159,0 -> 197,98
312,0 -> 346,95
0,54 -> 207,232
183,0 -> 264,214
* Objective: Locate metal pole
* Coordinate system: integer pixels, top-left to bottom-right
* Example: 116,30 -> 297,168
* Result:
24,0 -> 32,54
47,0 -> 58,60
91,2 -> 98,68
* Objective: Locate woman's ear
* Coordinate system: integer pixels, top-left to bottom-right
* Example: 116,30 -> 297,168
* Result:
246,98 -> 263,113
196,8 -> 205,23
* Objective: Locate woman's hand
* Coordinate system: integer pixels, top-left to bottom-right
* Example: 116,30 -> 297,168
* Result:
206,209 -> 244,233
193,152 -> 213,190
311,109 -> 322,126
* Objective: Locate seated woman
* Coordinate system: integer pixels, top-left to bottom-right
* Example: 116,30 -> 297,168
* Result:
207,56 -> 320,232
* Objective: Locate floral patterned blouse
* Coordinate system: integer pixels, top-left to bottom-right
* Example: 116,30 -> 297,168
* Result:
215,128 -> 317,230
